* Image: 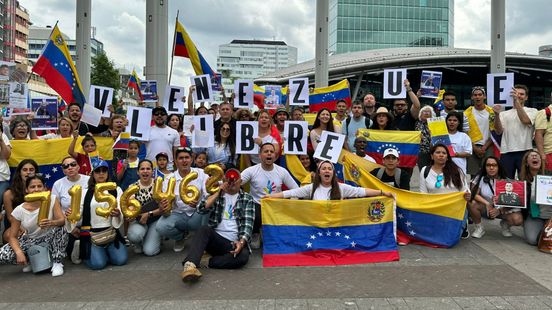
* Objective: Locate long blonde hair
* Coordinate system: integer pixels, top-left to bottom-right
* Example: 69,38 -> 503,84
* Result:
520,150 -> 545,182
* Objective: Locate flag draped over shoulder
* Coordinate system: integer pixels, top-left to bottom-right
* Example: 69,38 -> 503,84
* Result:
341,152 -> 466,248
127,69 -> 143,101
358,129 -> 420,168
261,196 -> 398,267
9,138 -> 114,188
31,25 -> 86,106
174,20 -> 217,79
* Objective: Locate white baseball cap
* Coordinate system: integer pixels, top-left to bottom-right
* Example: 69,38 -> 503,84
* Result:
383,148 -> 399,158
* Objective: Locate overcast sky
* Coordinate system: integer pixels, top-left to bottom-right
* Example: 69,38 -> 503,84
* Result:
23,0 -> 552,88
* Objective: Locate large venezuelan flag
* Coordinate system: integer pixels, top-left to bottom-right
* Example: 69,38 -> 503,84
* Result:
358,129 -> 420,168
173,20 -> 217,79
9,137 -> 114,188
32,25 -> 86,106
309,79 -> 351,113
341,152 -> 466,248
127,69 -> 143,101
262,197 -> 398,267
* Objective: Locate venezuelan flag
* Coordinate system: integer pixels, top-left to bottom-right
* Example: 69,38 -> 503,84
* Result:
262,196 -> 398,267
113,132 -> 130,150
9,138 -> 114,188
127,69 -> 143,101
173,20 -> 217,79
358,129 -> 420,168
309,79 -> 351,113
434,89 -> 445,111
341,152 -> 466,248
31,24 -> 86,106
427,117 -> 455,156
253,84 -> 266,110
279,154 -> 311,186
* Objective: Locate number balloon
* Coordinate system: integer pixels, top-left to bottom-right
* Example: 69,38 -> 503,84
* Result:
204,164 -> 224,194
25,191 -> 51,225
94,182 -> 117,218
120,184 -> 141,218
66,185 -> 82,224
152,177 -> 176,214
179,171 -> 200,205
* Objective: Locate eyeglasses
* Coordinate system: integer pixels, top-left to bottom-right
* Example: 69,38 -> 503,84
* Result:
435,174 -> 444,188
16,123 -> 28,128
61,162 -> 78,169
94,167 -> 108,173
177,146 -> 192,152
221,127 -> 231,132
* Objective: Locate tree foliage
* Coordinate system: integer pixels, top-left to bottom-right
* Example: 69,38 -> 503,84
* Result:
91,52 -> 120,104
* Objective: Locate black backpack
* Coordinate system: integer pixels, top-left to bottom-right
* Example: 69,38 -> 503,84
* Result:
376,167 -> 402,187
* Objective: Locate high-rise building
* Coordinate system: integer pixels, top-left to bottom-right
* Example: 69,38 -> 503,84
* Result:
1,0 -> 30,63
328,0 -> 454,54
27,25 -> 104,63
217,40 -> 297,91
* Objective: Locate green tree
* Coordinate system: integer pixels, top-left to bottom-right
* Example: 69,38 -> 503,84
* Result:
91,52 -> 120,107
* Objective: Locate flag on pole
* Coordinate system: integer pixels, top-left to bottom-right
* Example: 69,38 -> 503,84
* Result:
31,24 -> 86,106
173,20 -> 217,79
127,69 -> 143,100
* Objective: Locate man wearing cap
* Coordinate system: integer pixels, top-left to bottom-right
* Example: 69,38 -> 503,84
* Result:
156,147 -> 209,252
354,136 -> 376,163
343,101 -> 372,151
494,84 -> 538,178
391,79 -> 421,131
181,169 -> 255,282
464,87 -> 496,176
371,148 -> 411,190
146,106 -> 181,170
240,143 -> 298,249
273,108 -> 289,137
213,102 -> 235,133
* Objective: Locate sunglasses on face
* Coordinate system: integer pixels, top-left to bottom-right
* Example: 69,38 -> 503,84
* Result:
435,174 -> 444,188
61,162 -> 78,169
221,127 -> 231,132
154,112 -> 166,116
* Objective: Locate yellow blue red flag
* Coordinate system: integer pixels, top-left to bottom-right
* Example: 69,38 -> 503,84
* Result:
173,20 -> 217,79
358,129 -> 420,168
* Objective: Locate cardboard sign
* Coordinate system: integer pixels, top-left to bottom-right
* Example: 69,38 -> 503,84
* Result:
125,106 -> 152,141
486,73 -> 514,107
235,121 -> 259,154
313,131 -> 346,163
163,85 -> 186,114
191,115 -> 214,148
289,78 -> 309,106
536,175 -> 552,206
81,104 -> 103,127
190,74 -> 214,103
233,80 -> 254,109
283,121 -> 308,155
383,69 -> 407,99
88,85 -> 113,117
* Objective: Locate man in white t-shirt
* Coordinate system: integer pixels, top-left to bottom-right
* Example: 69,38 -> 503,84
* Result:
145,106 -> 181,170
240,143 -> 298,249
446,112 -> 472,174
156,147 -> 209,252
493,85 -> 538,178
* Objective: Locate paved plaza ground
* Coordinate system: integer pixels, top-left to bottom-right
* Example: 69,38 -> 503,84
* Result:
0,218 -> 551,309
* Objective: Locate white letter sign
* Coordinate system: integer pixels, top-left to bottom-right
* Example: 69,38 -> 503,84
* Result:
190,74 -> 213,103
487,73 -> 514,107
289,78 -> 309,106
233,80 -> 254,109
383,69 -> 407,99
313,131 -> 346,163
125,106 -> 152,141
88,85 -> 113,117
163,85 -> 185,114
236,121 -> 259,154
284,121 -> 308,155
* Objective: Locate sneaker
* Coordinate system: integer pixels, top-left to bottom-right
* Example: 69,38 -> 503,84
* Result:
173,239 -> 186,252
500,220 -> 513,237
124,236 -> 131,247
471,223 -> 486,239
250,233 -> 261,249
22,265 -> 32,273
51,262 -> 64,277
133,244 -> 143,254
181,261 -> 202,282
71,240 -> 82,265
199,252 -> 212,268
461,225 -> 470,239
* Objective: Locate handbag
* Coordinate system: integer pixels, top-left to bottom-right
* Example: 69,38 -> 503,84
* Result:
537,218 -> 552,254
90,227 -> 116,246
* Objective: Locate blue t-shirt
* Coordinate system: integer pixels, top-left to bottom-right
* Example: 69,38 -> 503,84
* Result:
342,116 -> 371,151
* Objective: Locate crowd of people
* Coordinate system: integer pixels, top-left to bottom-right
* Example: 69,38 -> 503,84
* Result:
0,80 -> 550,283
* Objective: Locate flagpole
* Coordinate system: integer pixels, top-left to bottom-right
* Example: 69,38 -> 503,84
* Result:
168,10 -> 179,85
28,20 -> 59,83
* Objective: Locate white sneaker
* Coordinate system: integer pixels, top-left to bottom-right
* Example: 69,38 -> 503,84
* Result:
22,265 -> 32,273
250,233 -> 261,249
71,240 -> 82,264
51,262 -> 64,277
173,239 -> 186,252
133,244 -> 143,254
500,220 -> 513,237
471,223 -> 486,239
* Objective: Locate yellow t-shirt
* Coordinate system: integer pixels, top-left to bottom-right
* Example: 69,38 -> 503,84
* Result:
535,105 -> 552,154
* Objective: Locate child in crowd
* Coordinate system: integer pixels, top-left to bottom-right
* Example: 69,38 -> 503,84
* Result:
194,151 -> 208,169
154,152 -> 171,180
68,131 -> 97,176
116,140 -> 140,191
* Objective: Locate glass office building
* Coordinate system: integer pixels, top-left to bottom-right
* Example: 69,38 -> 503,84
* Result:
329,0 -> 454,54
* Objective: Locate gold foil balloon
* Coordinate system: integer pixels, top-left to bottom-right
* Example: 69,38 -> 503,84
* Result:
179,171 -> 200,205
94,182 -> 118,218
120,184 -> 141,218
25,191 -> 51,225
204,164 -> 224,194
153,176 -> 176,207
66,185 -> 82,224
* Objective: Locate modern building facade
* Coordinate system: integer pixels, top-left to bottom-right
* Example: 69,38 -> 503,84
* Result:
328,0 -> 454,54
217,40 -> 297,91
0,0 -> 30,63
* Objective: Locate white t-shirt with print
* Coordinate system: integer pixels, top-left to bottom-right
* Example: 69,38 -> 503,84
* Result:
241,163 -> 299,203
214,192 -> 239,241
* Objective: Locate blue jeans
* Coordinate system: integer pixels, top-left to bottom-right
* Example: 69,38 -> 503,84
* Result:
85,242 -> 128,270
155,212 -> 207,241
127,220 -> 161,256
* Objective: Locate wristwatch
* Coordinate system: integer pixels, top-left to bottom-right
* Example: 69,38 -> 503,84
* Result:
149,211 -> 154,217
